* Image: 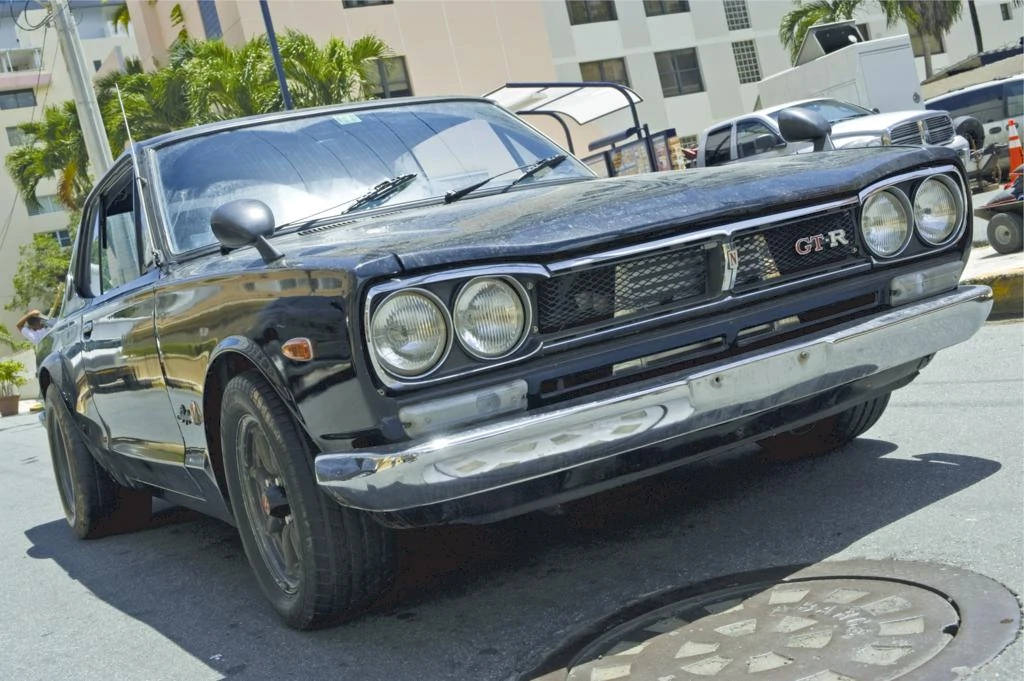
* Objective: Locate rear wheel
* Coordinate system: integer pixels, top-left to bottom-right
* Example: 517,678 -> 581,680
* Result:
43,385 -> 151,538
221,371 -> 395,629
987,213 -> 1023,254
757,393 -> 891,462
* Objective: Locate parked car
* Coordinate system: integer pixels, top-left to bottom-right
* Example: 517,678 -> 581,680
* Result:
696,98 -> 970,167
38,97 -> 991,629
926,75 -> 1024,151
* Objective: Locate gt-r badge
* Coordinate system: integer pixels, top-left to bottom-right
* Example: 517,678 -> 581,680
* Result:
794,229 -> 848,255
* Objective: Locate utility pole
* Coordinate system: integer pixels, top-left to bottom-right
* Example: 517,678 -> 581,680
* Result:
49,0 -> 112,175
258,0 -> 293,110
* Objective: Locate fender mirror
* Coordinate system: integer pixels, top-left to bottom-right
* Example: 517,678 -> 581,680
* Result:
211,199 -> 283,263
778,107 -> 833,152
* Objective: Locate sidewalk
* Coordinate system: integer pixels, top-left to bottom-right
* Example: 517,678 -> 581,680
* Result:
962,245 -> 1024,318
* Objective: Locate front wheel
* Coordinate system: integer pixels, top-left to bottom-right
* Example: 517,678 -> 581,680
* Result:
221,371 -> 395,629
757,393 -> 891,461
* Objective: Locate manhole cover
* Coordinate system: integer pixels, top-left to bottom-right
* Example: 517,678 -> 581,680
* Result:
526,561 -> 1020,681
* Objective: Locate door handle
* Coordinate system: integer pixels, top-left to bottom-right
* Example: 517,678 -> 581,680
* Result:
989,126 -> 1002,134
82,320 -> 93,338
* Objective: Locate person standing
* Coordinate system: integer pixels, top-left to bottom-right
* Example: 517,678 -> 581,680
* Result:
15,309 -> 48,345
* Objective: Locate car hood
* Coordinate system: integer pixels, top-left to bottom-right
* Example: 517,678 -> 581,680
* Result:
831,110 -> 944,138
254,145 -> 956,273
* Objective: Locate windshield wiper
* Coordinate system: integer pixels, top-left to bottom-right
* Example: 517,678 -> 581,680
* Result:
341,173 -> 417,215
444,154 -> 567,204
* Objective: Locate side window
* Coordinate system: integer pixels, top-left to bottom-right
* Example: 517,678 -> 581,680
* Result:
933,85 -> 1003,123
704,125 -> 733,166
82,170 -> 142,296
1004,79 -> 1023,119
736,119 -> 782,158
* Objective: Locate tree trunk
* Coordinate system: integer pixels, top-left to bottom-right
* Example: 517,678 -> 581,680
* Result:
922,37 -> 933,79
967,0 -> 984,53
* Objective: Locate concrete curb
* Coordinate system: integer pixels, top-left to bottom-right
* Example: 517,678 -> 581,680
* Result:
961,270 -> 1023,318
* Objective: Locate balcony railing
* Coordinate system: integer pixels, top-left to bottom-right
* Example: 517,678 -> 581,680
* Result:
0,47 -> 42,74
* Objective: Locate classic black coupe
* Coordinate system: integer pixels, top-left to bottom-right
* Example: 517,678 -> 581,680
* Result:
37,97 -> 991,628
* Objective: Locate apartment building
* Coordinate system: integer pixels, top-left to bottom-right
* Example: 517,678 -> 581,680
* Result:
0,0 -> 137,335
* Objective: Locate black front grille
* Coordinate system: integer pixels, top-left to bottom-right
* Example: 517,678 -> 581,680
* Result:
537,245 -> 708,334
733,210 -> 861,290
924,114 -> 954,144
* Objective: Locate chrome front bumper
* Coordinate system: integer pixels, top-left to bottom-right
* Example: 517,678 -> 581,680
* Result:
316,286 -> 992,512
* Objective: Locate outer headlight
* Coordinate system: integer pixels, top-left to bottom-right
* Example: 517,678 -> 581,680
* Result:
369,289 -> 450,377
453,277 -> 528,359
913,175 -> 963,245
861,188 -> 912,257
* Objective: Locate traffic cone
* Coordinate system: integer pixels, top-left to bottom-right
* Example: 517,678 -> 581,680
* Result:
1008,119 -> 1023,170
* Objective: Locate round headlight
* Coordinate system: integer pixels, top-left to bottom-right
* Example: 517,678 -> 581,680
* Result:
453,277 -> 528,359
861,188 -> 911,257
914,175 -> 962,245
370,290 -> 449,377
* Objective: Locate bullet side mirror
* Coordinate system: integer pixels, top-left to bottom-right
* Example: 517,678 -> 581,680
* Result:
211,199 -> 283,263
778,107 -> 834,152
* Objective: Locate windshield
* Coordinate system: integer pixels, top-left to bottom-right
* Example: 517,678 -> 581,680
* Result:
153,100 -> 591,252
768,99 -> 872,125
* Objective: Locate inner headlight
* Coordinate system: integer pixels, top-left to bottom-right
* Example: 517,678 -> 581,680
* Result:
453,277 -> 528,359
370,289 -> 449,377
861,188 -> 911,257
913,175 -> 962,245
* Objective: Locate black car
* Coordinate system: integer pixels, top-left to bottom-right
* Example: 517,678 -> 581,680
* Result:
38,96 -> 991,629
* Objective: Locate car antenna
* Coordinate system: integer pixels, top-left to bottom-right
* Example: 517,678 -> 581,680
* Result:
115,83 -> 162,268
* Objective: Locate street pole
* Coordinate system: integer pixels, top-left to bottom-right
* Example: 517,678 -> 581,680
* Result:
49,0 -> 112,176
258,0 -> 293,110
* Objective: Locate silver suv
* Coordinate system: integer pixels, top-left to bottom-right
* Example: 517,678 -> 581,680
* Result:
697,98 -> 970,167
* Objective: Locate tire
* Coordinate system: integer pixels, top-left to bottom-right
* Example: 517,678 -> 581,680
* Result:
757,393 -> 891,462
43,385 -> 151,539
987,213 -> 1023,255
953,115 -> 984,151
220,371 -> 395,629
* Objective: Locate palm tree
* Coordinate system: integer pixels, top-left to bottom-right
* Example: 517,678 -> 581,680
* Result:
900,1 -> 962,79
179,36 -> 283,123
778,1 -> 899,65
96,58 -> 192,151
5,101 -> 92,212
278,31 -> 389,107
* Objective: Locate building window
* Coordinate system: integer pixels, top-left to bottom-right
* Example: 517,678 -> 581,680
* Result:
731,40 -> 761,84
856,23 -> 870,39
908,25 -> 944,57
566,0 -> 617,25
342,0 -> 393,6
580,57 -> 630,87
197,0 -> 222,39
1000,3 -> 1012,20
723,0 -> 750,30
0,89 -> 36,110
93,59 -> 102,72
644,0 -> 689,16
5,126 -> 29,146
50,229 -> 72,247
368,56 -> 412,98
27,194 -> 62,216
655,48 -> 704,97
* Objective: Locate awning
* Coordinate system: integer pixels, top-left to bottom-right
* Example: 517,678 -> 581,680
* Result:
483,82 -> 643,126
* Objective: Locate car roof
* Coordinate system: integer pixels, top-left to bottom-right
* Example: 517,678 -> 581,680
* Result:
926,73 -> 1023,102
135,95 -> 497,150
702,98 -> 833,132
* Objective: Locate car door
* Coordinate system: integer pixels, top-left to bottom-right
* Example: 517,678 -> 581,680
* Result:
735,118 -> 789,161
79,165 -> 199,495
703,124 -> 734,166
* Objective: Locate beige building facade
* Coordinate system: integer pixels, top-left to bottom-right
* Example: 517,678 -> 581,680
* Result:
0,1 -> 136,340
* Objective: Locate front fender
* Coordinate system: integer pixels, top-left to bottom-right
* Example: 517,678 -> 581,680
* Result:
206,335 -> 302,421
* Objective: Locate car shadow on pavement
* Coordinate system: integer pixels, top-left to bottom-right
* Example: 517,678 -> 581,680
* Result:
23,439 -> 1000,681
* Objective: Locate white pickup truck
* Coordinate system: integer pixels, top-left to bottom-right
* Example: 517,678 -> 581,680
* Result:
695,98 -> 970,168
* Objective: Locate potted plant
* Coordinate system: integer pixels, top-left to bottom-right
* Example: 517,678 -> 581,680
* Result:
0,359 -> 27,417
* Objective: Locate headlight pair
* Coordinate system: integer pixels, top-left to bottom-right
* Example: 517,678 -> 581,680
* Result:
860,174 -> 963,257
369,277 -> 529,379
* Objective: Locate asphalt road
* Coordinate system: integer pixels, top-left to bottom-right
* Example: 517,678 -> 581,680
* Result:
1,321 -> 1021,681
